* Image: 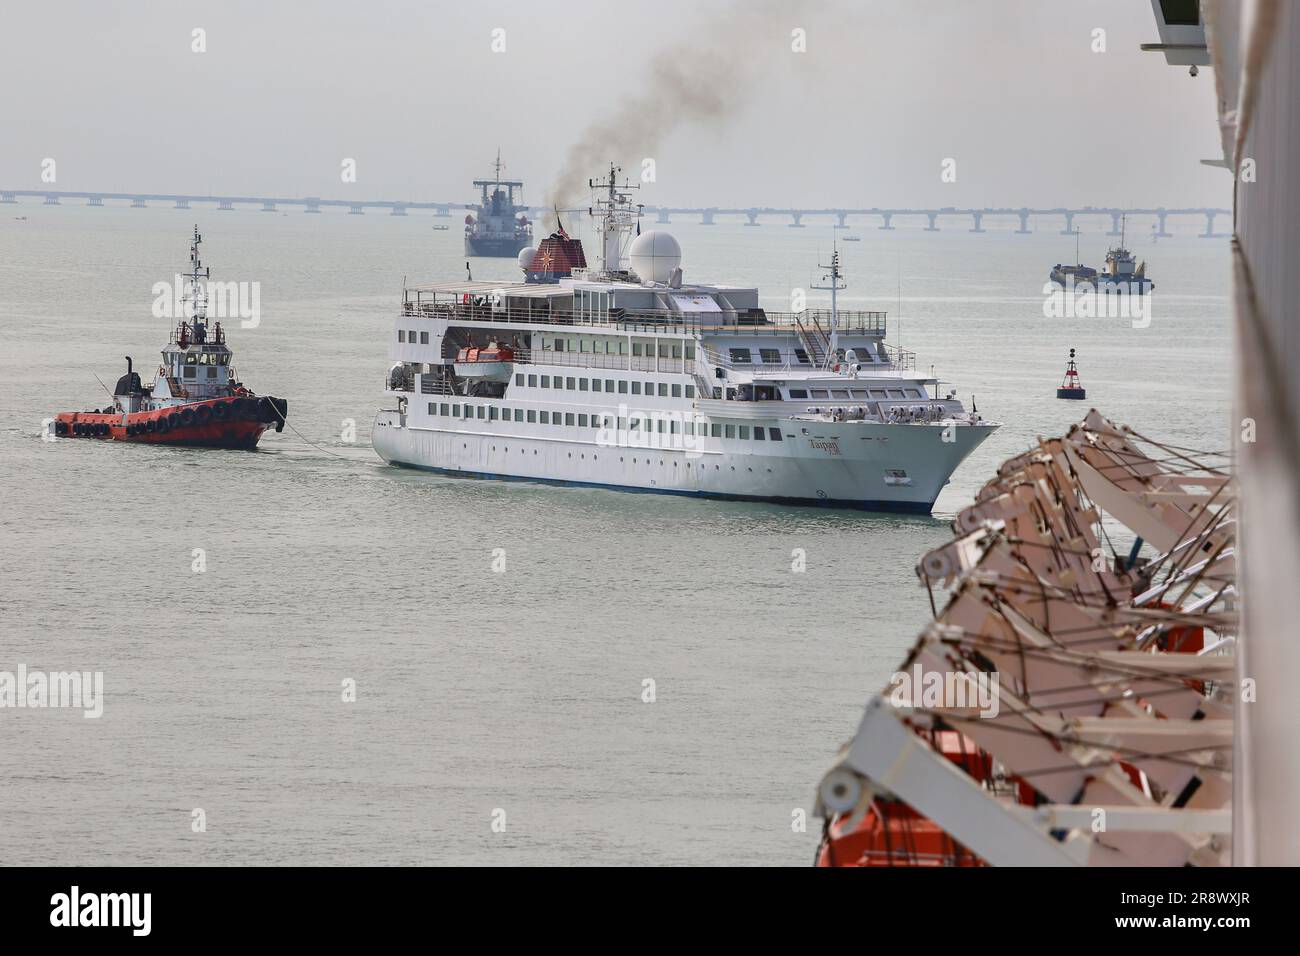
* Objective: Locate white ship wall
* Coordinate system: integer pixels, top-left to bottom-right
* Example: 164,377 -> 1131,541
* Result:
372,404 -> 989,511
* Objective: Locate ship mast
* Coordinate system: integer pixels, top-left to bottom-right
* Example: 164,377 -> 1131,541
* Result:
811,244 -> 846,364
182,224 -> 211,341
588,164 -> 641,275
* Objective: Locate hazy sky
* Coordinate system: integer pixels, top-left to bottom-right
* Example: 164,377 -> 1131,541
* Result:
0,0 -> 1229,209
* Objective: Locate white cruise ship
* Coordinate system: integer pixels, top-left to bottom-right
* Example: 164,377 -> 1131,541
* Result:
372,167 -> 998,512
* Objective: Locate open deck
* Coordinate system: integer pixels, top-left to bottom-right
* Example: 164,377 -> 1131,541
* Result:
400,297 -> 888,337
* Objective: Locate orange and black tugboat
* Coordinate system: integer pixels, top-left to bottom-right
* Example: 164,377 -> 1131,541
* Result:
50,227 -> 287,449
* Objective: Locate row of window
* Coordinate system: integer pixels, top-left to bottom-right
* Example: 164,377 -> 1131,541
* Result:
514,373 -> 695,399
730,347 -> 796,365
426,402 -> 783,442
541,337 -> 695,359
786,386 -> 925,401
397,330 -> 697,359
181,366 -> 223,379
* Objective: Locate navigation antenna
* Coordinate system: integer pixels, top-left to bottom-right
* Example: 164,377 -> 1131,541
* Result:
588,163 -> 642,275
810,243 -> 846,367
181,224 -> 211,337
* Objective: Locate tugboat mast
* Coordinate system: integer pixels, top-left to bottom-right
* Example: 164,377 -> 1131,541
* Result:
183,224 -> 211,340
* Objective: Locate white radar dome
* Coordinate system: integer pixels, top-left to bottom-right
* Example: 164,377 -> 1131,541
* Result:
628,230 -> 682,284
517,246 -> 538,271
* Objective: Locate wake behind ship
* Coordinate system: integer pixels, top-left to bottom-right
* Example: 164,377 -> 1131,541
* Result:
375,166 -> 998,512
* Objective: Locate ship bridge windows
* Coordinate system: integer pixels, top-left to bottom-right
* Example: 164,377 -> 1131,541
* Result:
786,388 -> 809,400
759,348 -> 781,365
575,289 -> 611,324
729,348 -> 752,364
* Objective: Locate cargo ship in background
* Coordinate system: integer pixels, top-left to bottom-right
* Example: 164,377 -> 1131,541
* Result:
463,151 -> 532,257
1050,216 -> 1153,293
50,226 -> 287,448
376,165 -> 998,513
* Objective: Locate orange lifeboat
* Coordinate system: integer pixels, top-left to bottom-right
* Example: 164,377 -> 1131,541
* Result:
453,342 -> 515,382
817,729 -> 1037,867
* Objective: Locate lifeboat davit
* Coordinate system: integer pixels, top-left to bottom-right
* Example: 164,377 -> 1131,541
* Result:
453,342 -> 515,382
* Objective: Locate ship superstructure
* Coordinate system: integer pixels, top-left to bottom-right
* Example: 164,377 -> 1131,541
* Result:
463,151 -> 532,258
375,166 -> 998,512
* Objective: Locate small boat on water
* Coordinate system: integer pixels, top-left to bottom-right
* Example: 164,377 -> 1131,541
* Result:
49,226 -> 288,448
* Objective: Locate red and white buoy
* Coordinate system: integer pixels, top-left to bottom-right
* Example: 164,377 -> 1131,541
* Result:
1056,348 -> 1086,400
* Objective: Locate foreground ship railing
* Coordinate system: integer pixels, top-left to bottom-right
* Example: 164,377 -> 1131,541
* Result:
815,411 -> 1236,866
400,299 -> 887,336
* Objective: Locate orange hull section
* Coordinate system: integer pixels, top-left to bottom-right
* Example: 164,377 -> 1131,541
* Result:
54,397 -> 278,450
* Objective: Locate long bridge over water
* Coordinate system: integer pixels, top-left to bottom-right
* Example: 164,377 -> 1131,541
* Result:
0,189 -> 1231,237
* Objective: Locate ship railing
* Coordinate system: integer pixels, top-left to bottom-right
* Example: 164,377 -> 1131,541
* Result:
700,347 -> 805,374
419,375 -> 454,395
881,343 -> 917,371
400,300 -> 887,336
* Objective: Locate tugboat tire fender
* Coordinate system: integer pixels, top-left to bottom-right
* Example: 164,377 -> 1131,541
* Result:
212,401 -> 229,421
195,404 -> 212,424
179,407 -> 195,426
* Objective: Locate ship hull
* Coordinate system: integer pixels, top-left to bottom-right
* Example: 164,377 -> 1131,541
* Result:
464,235 -> 531,257
52,395 -> 285,450
372,411 -> 996,513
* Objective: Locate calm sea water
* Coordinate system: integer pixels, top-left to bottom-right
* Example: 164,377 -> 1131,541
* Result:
0,206 -> 1231,865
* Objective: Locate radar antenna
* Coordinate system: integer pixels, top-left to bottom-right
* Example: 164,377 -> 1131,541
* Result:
587,163 -> 642,275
